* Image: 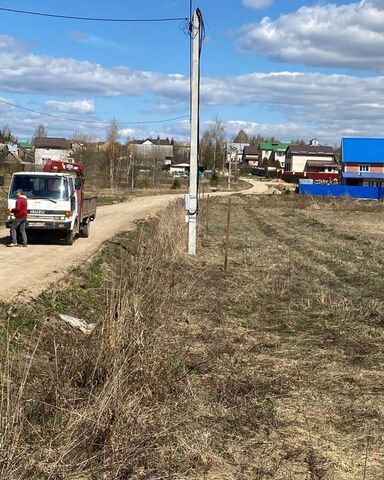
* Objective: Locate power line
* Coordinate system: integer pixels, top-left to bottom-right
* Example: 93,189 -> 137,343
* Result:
0,98 -> 189,126
0,6 -> 187,22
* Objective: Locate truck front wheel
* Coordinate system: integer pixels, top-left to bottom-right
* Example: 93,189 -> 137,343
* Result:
64,231 -> 74,245
80,222 -> 90,238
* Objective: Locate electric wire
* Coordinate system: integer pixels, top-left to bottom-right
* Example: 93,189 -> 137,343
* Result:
0,99 -> 188,126
0,3 -> 198,138
0,7 -> 187,23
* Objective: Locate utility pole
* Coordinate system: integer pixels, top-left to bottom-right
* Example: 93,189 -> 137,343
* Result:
187,9 -> 201,255
126,144 -> 130,188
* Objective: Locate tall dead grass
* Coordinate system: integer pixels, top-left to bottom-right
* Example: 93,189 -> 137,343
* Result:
2,194 -> 383,479
0,201 -> 196,479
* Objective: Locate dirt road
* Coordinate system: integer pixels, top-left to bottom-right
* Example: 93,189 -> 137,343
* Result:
0,179 -> 268,301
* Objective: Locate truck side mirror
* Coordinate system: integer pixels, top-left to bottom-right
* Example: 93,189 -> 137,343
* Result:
75,177 -> 83,190
0,176 -> 4,187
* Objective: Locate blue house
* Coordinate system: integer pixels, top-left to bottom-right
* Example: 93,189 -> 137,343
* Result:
342,137 -> 384,187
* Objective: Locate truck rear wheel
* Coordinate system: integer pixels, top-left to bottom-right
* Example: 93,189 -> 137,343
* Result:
80,222 -> 90,238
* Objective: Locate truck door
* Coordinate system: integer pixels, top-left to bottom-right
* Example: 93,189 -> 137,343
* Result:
67,178 -> 76,213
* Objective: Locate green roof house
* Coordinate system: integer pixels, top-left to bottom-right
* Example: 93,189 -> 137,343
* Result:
19,141 -> 33,150
259,142 -> 290,169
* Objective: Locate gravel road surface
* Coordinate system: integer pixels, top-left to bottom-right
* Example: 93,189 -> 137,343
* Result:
0,179 -> 268,301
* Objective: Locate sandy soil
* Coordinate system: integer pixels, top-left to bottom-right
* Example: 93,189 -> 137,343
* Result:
0,179 -> 268,301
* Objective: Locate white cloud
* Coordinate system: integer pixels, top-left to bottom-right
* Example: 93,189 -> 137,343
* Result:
242,0 -> 272,10
6,67 -> 384,144
217,120 -> 326,143
3,33 -> 384,144
118,127 -> 136,139
44,100 -> 95,113
0,47 -> 189,99
0,35 -> 28,52
69,31 -> 126,51
199,70 -> 384,143
237,1 -> 384,70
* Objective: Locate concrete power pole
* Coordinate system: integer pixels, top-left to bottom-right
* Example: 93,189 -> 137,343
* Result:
187,9 -> 201,255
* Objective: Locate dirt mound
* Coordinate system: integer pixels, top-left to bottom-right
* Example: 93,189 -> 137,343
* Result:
266,186 -> 282,195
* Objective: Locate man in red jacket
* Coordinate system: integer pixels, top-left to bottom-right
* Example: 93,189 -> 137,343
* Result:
8,188 -> 28,247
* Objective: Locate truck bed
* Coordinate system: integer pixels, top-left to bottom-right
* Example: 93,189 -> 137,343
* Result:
81,196 -> 97,221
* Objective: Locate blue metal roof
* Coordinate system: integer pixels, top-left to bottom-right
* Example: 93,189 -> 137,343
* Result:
342,172 -> 384,179
342,137 -> 384,164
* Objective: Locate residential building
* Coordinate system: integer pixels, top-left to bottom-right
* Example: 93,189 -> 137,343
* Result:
285,143 -> 337,175
241,146 -> 259,167
226,142 -> 250,165
34,137 -> 72,165
259,142 -> 290,169
341,137 -> 384,186
0,143 -> 20,163
128,138 -> 173,165
19,141 -> 32,151
173,141 -> 190,164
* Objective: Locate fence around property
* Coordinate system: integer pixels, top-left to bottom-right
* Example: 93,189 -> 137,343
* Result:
283,171 -> 339,184
299,184 -> 383,200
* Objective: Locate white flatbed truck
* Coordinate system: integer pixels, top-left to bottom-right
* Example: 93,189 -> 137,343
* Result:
5,160 -> 96,245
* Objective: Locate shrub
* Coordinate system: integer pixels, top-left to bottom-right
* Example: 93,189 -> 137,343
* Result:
210,170 -> 219,187
171,177 -> 181,189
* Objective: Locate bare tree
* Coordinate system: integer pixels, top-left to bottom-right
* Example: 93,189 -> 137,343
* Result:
0,124 -> 17,143
71,132 -> 105,187
200,116 -> 226,170
33,124 -> 48,139
106,119 -> 119,189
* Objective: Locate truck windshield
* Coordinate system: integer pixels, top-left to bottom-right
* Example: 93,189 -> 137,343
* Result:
9,175 -> 69,201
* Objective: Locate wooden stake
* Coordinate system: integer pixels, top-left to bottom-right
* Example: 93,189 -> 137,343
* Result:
206,194 -> 210,234
224,197 -> 232,272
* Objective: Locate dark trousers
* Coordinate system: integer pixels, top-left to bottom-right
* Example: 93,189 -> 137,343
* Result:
11,218 -> 27,245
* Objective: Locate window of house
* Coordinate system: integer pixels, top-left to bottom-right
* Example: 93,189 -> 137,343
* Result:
359,164 -> 369,172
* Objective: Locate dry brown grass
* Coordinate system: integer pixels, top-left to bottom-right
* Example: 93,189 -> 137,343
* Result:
0,194 -> 383,479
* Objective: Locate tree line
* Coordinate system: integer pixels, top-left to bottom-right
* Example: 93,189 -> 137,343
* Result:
0,118 -> 339,188
199,119 -> 308,171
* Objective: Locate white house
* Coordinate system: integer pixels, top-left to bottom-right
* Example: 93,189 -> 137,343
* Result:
285,144 -> 337,174
259,142 -> 290,169
226,142 -> 250,166
34,137 -> 72,165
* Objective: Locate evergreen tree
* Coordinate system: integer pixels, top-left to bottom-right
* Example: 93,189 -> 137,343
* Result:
232,128 -> 249,143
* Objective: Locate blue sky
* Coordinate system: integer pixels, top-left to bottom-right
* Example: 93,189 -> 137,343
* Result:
1,0 -> 384,144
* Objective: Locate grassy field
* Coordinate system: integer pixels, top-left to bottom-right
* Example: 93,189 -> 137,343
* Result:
0,194 -> 383,478
197,194 -> 384,478
92,177 -> 251,206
